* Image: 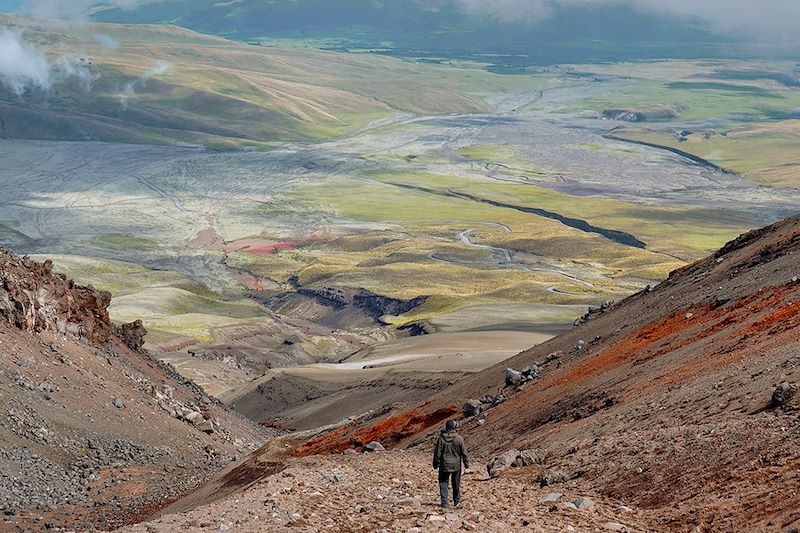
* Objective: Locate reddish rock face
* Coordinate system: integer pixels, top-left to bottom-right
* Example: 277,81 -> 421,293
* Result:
0,247 -> 113,344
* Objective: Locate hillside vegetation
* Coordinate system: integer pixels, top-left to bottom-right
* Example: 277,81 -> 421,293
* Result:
0,15 -> 536,147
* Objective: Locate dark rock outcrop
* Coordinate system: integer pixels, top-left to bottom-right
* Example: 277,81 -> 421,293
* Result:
116,319 -> 148,350
0,247 -> 112,344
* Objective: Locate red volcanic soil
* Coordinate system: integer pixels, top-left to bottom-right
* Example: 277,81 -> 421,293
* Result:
275,214 -> 800,532
189,227 -> 335,257
293,403 -> 460,456
243,241 -> 297,256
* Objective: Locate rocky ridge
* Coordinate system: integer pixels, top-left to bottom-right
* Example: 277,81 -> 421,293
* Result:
0,247 -> 269,532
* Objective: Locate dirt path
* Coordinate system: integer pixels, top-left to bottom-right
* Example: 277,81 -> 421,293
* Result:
118,450 -> 653,533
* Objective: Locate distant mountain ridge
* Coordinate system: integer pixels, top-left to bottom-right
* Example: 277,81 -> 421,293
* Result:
93,0 -> 737,65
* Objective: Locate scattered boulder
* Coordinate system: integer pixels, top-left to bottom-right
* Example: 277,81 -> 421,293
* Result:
574,340 -> 585,352
505,368 -> 524,387
505,366 -> 540,388
540,493 -> 563,503
393,496 -> 421,507
112,398 -> 124,409
539,470 -> 568,487
515,448 -> 547,467
196,419 -> 215,434
772,382 -> 798,407
115,319 -> 147,351
486,449 -> 520,478
463,400 -> 483,418
365,441 -> 385,452
184,411 -> 204,425
574,301 -> 615,327
573,497 -> 594,510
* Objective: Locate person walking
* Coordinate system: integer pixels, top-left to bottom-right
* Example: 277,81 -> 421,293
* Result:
432,419 -> 469,508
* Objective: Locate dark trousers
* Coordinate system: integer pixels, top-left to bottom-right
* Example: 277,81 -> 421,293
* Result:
438,469 -> 461,507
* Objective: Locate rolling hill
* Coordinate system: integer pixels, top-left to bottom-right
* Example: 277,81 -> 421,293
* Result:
0,15 -> 527,147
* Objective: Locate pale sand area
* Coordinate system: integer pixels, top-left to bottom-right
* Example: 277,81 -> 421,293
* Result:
339,330 -> 555,372
221,329 -> 554,429
428,303 -> 585,333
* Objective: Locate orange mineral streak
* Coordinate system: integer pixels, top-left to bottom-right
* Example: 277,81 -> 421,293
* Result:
550,304 -> 716,388
293,404 -> 459,457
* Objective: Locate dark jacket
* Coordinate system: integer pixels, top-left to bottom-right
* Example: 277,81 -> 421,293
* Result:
433,430 -> 469,472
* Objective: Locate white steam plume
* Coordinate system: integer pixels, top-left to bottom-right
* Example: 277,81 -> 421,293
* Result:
1,1 -> 156,98
0,28 -> 51,95
93,34 -> 120,50
119,60 -> 170,110
0,27 -> 101,96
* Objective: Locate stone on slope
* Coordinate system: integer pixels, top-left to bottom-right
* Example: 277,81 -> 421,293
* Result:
184,411 -> 204,425
772,382 -> 798,406
365,441 -> 385,452
393,496 -> 421,507
116,319 -> 147,351
515,448 -> 546,467
505,368 -> 524,387
573,497 -> 594,510
486,449 -> 520,478
463,399 -> 483,418
539,493 -> 563,503
196,419 -> 215,434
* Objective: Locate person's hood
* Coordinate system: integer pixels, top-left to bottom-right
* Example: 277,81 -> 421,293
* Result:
440,430 -> 458,442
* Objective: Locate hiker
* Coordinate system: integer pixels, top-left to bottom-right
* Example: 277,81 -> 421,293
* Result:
433,419 -> 469,508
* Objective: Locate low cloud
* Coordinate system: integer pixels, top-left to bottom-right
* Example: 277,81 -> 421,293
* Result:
437,0 -> 800,39
0,27 -> 99,97
94,33 -> 120,50
0,28 -> 51,95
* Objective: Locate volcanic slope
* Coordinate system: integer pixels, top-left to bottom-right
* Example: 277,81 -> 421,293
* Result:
0,247 -> 268,532
129,213 -> 800,532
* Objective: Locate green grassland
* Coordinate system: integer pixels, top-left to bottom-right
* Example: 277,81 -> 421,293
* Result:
89,233 -> 159,252
560,61 -> 800,122
363,171 -> 746,258
37,254 -> 264,343
613,123 -> 800,188
228,172 -> 727,325
1,15 -> 552,148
